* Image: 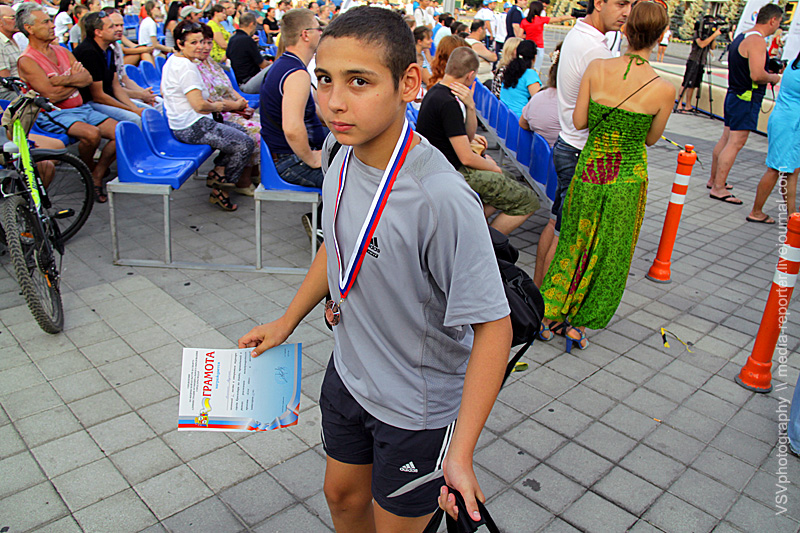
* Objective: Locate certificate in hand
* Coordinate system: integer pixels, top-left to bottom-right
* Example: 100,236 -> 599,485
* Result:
177,344 -> 302,432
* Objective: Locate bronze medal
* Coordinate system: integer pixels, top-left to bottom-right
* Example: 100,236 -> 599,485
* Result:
325,300 -> 341,327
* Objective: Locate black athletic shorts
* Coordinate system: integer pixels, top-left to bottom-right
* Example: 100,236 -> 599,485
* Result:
319,357 -> 456,518
682,59 -> 705,89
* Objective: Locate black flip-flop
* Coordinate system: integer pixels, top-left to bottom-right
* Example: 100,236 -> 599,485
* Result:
710,193 -> 743,205
707,184 -> 733,190
746,215 -> 776,224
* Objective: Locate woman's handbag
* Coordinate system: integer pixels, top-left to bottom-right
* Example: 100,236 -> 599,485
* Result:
422,487 -> 501,533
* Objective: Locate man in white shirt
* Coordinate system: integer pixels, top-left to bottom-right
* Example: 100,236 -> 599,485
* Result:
138,1 -> 172,56
414,0 -> 434,29
492,3 -> 509,58
433,13 -> 453,46
474,0 -> 495,42
533,0 -> 631,288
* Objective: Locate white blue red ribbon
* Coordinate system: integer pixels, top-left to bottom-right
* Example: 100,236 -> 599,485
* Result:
331,120 -> 413,299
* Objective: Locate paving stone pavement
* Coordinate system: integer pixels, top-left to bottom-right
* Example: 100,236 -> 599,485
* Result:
2,108 -> 800,532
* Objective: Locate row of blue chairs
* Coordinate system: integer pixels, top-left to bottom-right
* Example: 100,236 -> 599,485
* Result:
473,82 -> 557,203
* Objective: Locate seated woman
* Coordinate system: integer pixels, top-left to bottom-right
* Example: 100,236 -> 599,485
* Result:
162,21 -> 255,211
195,24 -> 261,193
499,40 -> 540,117
164,1 -> 181,52
520,42 -> 562,148
207,4 -> 231,66
490,37 -> 521,98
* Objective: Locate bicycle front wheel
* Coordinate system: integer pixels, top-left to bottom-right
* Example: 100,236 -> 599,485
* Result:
33,151 -> 93,243
2,196 -> 64,334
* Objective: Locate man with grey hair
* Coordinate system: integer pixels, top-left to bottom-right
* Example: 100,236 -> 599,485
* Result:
17,4 -> 117,203
227,11 -> 270,93
0,4 -> 21,101
416,47 -> 539,234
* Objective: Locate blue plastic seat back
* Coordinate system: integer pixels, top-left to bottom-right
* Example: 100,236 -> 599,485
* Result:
487,96 -> 499,129
140,60 -> 162,90
224,67 -> 259,107
516,128 -> 533,170
531,132 -> 551,186
260,139 -> 321,193
156,55 -> 166,72
115,121 -> 195,189
258,30 -> 269,47
141,108 -> 212,166
124,64 -> 148,89
496,102 -> 509,140
545,156 -> 558,202
505,108 -> 519,152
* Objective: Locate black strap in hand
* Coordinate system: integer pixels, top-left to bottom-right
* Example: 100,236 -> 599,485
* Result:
422,487 -> 501,533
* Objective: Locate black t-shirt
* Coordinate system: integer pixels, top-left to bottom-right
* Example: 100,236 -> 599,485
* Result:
688,26 -> 711,65
416,83 -> 467,170
227,29 -> 262,84
73,38 -> 116,103
506,6 -> 523,38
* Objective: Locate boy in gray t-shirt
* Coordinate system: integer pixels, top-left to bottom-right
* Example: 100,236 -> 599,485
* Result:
239,7 -> 511,531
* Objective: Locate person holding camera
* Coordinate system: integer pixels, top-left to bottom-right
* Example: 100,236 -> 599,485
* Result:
676,19 -> 720,113
707,4 -> 783,204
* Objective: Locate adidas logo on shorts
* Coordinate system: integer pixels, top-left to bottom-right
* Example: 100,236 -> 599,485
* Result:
399,461 -> 418,473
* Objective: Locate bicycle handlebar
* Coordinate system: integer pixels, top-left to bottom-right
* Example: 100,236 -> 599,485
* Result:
0,77 -> 60,112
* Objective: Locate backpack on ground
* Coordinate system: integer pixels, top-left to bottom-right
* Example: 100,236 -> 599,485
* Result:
489,227 -> 544,386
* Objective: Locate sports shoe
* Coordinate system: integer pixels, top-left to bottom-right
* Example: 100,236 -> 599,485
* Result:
233,184 -> 256,196
301,213 -> 324,245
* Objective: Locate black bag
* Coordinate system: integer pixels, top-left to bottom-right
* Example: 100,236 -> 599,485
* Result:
422,487 -> 501,533
489,228 -> 544,386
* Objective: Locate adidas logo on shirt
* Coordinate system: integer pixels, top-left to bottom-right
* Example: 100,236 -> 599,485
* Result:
367,237 -> 381,258
399,462 -> 418,473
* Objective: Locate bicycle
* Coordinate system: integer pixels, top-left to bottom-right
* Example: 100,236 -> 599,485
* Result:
0,79 -> 93,333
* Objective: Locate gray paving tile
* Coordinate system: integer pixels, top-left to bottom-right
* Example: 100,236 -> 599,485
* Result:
485,489 -> 552,533
14,404 -> 82,449
496,380 -> 552,416
701,375 -> 754,407
268,448 -> 326,500
483,397 -> 527,435
515,463 -> 585,514
0,423 -> 25,457
545,354 -> 599,382
557,384 -> 615,418
562,491 -> 637,533
623,388 -> 680,420
620,444 -> 686,489
88,412 -> 157,455
594,466 -> 662,517
710,426 -> 773,467
668,468 -> 738,519
546,442 -> 613,487
0,482 -> 69,531
189,443 -> 263,492
69,389 -> 132,428
163,496 -> 246,532
110,436 -> 182,486
600,404 -> 659,440
219,470 -> 296,526
520,365 -> 578,397
31,430 -> 104,478
287,403 -> 323,448
137,396 -> 179,436
474,438 -> 538,484
1,382 -> 62,420
0,450 -> 46,500
642,492 -> 717,533
73,488 -> 158,533
51,457 -> 128,512
34,515 -> 83,533
643,425 -> 705,465
582,370 -> 637,402
504,418 -> 567,461
604,355 -> 657,385
252,503 -> 332,532
574,422 -> 637,463
691,448 -> 757,491
50,368 -> 111,403
532,401 -> 593,439
134,464 -> 213,520
236,426 -> 310,468
684,390 -> 739,423
540,518 -> 582,533
116,373 -> 177,410
0,362 -> 44,397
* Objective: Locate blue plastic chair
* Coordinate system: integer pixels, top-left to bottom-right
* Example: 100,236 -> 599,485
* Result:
0,99 -> 73,146
224,68 -> 259,108
115,121 -> 195,188
496,102 -> 509,141
260,139 -> 321,193
156,55 -> 166,72
505,108 -> 519,153
257,30 -> 269,47
266,44 -> 278,56
486,95 -> 499,130
516,128 -> 533,171
140,60 -> 162,93
141,109 -> 212,170
123,15 -> 138,30
124,64 -> 148,90
531,132 -> 551,187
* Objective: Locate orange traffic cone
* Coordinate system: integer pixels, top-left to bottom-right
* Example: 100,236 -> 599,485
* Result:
647,145 -> 697,283
735,213 -> 800,393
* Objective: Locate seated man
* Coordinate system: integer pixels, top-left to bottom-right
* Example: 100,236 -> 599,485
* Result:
227,12 -> 270,93
416,47 -> 539,234
73,12 -> 144,126
109,11 -> 159,108
260,8 -> 325,189
465,20 -> 497,76
17,3 -> 117,203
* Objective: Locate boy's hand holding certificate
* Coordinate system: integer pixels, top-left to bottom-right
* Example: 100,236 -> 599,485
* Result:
177,344 -> 302,432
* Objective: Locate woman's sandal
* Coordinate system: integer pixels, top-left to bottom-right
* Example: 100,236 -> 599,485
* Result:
207,169 -> 235,189
537,323 -> 554,342
93,184 -> 107,204
564,326 -> 588,354
209,189 -> 238,211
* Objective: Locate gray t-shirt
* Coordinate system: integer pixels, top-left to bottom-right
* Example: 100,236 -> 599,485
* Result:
321,134 -> 510,431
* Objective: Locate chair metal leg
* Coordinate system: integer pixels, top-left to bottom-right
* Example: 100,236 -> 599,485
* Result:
163,192 -> 172,264
109,189 -> 119,263
255,195 -> 262,269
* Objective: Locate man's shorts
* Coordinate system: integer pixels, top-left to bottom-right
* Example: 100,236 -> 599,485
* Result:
723,90 -> 763,132
458,166 -> 539,216
34,104 -> 111,134
682,59 -> 705,89
320,358 -> 455,518
551,136 -> 581,235
273,152 -> 324,189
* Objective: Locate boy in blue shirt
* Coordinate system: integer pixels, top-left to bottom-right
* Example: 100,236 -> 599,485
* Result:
240,7 -> 512,531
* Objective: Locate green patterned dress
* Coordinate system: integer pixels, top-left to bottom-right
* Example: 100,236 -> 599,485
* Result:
540,99 -> 653,329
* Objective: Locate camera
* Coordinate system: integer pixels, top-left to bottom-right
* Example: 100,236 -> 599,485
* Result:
698,14 -> 728,40
571,1 -> 587,18
768,57 -> 788,74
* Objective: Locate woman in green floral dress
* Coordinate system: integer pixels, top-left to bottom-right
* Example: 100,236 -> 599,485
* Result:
539,1 -> 676,352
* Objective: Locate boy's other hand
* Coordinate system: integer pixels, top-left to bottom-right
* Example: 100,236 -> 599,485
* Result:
439,456 -> 485,522
446,81 -> 475,110
484,154 -> 502,174
238,318 -> 292,358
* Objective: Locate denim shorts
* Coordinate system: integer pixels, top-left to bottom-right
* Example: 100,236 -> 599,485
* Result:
35,104 -> 111,134
551,136 -> 582,235
273,153 -> 324,189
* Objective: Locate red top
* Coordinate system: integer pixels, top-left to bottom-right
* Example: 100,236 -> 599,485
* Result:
20,44 -> 83,109
520,16 -> 549,48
